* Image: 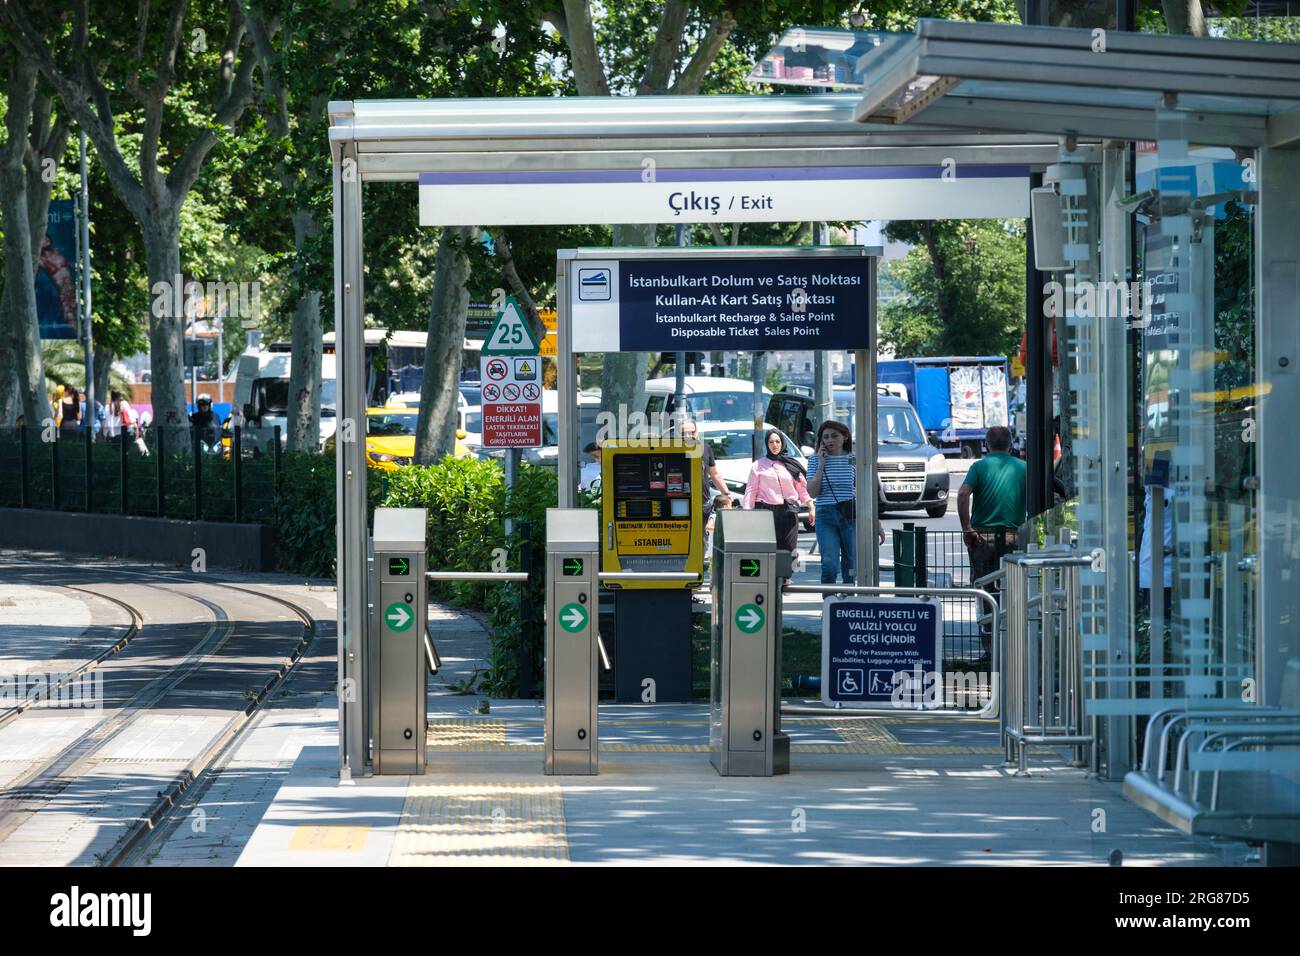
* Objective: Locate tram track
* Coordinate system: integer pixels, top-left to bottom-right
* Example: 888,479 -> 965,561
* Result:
0,558 -> 320,865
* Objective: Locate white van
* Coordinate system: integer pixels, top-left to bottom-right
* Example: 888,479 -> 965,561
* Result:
230,349 -> 338,448
643,375 -> 772,428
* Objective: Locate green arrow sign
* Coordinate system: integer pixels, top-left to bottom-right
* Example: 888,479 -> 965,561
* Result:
384,602 -> 413,632
735,603 -> 765,634
558,603 -> 588,633
388,557 -> 409,576
562,558 -> 584,576
739,559 -> 761,578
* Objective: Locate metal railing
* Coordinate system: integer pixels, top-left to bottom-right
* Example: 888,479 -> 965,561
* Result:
0,423 -> 281,523
781,583 -> 1000,718
891,524 -> 994,666
1123,703 -> 1300,845
1000,551 -> 1096,774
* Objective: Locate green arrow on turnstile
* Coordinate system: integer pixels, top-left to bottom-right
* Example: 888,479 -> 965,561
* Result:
558,603 -> 588,633
739,559 -> 761,577
389,557 -> 409,576
563,558 -> 584,576
734,603 -> 765,634
384,602 -> 413,632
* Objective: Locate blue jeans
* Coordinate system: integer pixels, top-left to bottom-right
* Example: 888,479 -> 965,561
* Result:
816,504 -> 856,585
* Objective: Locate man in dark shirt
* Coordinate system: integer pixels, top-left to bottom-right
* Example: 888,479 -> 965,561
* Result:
678,416 -> 731,524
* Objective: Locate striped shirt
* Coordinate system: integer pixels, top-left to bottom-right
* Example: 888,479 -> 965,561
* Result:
807,453 -> 855,508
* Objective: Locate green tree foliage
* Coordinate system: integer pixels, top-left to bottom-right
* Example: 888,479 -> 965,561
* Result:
880,219 -> 1025,359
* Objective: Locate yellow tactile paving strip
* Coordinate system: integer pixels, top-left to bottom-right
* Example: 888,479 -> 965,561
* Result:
425,718 -> 1002,755
391,783 -> 569,866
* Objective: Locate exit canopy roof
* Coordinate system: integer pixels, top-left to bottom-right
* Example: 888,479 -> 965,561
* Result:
327,94 -> 1067,181
849,19 -> 1300,148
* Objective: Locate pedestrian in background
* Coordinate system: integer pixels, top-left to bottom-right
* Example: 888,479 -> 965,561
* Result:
742,428 -> 810,557
958,425 -> 1026,655
807,420 -> 856,585
59,385 -> 82,435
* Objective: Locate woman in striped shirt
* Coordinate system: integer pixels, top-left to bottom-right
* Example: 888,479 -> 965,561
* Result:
807,420 -> 856,585
742,429 -> 812,555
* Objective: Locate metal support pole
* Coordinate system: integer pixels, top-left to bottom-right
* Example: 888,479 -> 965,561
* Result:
675,224 -> 688,423
79,131 -> 95,437
1256,144 -> 1300,710
1026,170 -> 1055,517
335,137 -> 368,780
556,257 -> 576,508
813,223 -> 833,429
1100,143 -> 1134,777
855,256 -> 879,585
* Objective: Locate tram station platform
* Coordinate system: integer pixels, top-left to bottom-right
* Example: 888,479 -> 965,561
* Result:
235,700 -> 1235,867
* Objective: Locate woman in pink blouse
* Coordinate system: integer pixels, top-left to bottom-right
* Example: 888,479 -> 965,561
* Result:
742,429 -> 813,554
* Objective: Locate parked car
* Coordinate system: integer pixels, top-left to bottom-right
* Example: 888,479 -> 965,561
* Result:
766,389 -> 950,518
323,407 -> 471,468
691,421 -> 812,528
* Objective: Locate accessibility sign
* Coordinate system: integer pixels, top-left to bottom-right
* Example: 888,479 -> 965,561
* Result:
821,597 -> 942,709
734,603 -> 765,634
384,601 -> 414,633
558,602 -> 588,633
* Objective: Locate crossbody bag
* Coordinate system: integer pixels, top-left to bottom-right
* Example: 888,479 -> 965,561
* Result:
822,454 -> 856,521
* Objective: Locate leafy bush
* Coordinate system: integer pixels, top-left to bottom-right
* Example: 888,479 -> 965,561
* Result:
383,456 -> 506,607
275,452 -> 339,577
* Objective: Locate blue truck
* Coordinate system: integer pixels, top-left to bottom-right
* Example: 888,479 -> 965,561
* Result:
875,356 -> 1011,458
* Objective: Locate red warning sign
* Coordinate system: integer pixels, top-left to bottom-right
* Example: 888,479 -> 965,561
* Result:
479,353 -> 542,448
482,403 -> 542,447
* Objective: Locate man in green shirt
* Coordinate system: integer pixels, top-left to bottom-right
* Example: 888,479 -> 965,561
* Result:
958,426 -> 1026,658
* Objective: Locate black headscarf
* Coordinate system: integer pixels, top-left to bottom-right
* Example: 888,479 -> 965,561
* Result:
764,428 -> 806,480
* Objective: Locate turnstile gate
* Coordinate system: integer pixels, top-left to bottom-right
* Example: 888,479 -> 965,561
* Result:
710,509 -> 788,776
544,508 -> 601,775
370,507 -> 429,775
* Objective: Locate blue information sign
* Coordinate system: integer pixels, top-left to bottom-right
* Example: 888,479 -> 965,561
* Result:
820,597 -> 942,709
613,255 -> 873,352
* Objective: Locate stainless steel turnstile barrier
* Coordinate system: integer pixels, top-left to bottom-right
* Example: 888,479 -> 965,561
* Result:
1000,552 -> 1096,775
710,509 -> 788,777
371,508 -> 430,775
544,508 -> 699,775
781,584 -> 1001,719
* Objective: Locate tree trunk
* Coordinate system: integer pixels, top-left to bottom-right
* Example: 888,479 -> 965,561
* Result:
415,226 -> 474,464
286,286 -> 322,452
1162,0 -> 1206,36
142,216 -> 188,430
0,162 -> 50,427
93,343 -> 113,405
0,60 -> 51,426
602,223 -> 655,421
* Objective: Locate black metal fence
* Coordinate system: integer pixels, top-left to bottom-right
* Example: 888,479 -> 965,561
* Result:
892,523 -> 988,668
0,424 -> 281,523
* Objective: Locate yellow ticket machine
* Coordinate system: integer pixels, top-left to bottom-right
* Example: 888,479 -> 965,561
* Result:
600,439 -> 704,589
600,439 -> 703,701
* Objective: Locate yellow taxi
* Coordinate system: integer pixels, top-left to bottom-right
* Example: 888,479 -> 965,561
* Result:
324,406 -> 471,469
